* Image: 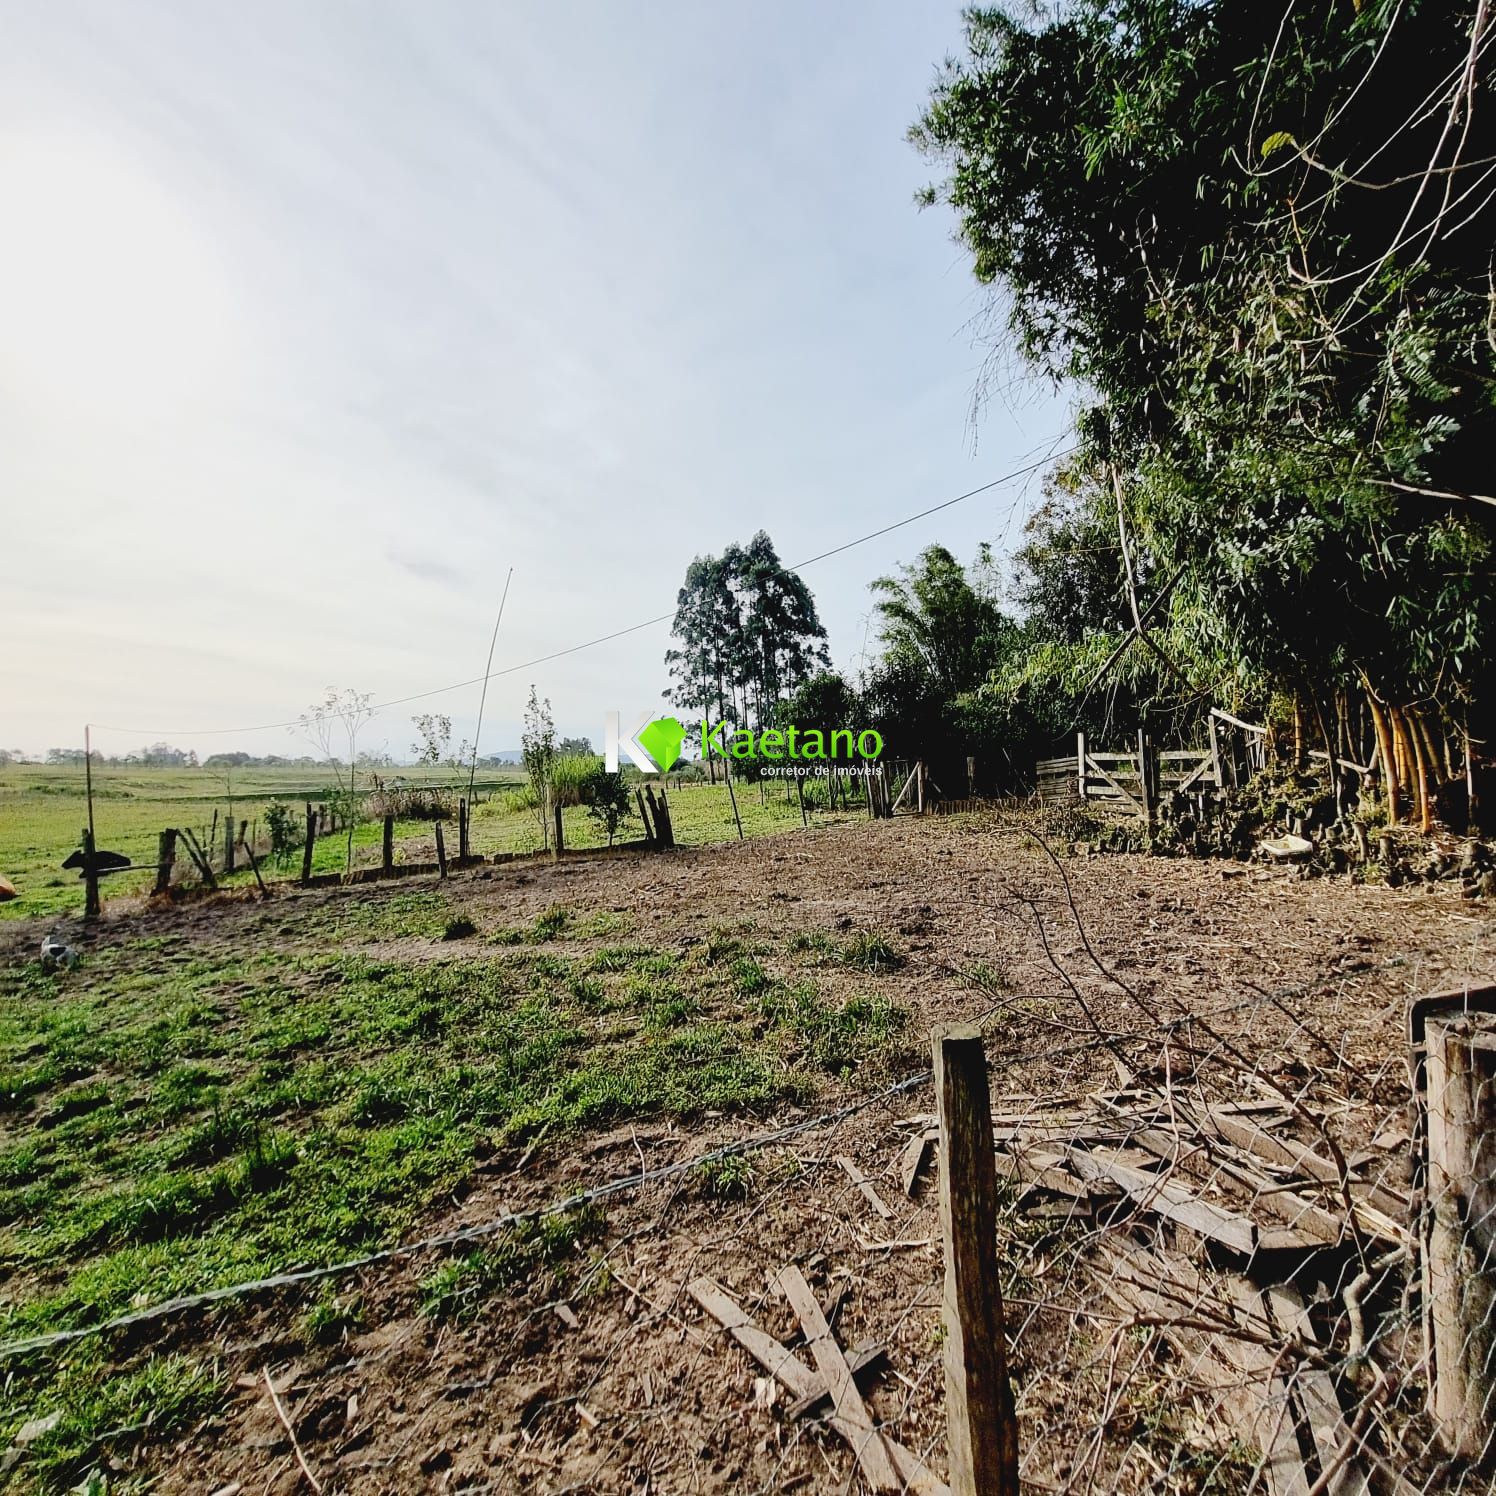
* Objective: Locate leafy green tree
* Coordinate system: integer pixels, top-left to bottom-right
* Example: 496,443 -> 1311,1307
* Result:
521,686 -> 557,849
582,764 -> 633,845
863,545 -> 1020,786
410,714 -> 451,767
666,534 -> 830,763
871,544 -> 1012,702
912,1 -> 1496,825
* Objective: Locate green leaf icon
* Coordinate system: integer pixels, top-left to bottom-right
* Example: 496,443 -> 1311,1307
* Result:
636,716 -> 685,773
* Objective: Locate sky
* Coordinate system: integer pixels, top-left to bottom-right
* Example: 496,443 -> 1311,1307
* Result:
0,1 -> 1070,762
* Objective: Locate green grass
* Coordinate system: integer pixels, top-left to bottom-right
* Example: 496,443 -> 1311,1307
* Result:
1,767 -> 860,924
471,777 -> 863,855
0,895 -> 910,1492
0,764 -> 522,922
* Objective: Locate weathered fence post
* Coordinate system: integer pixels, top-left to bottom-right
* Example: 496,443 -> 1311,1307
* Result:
796,774 -> 808,827
916,761 -> 926,815
179,826 -> 217,889
1207,715 -> 1223,794
934,1025 -> 1019,1496
1422,1010 -> 1496,1457
1136,729 -> 1154,826
434,820 -> 447,878
636,788 -> 655,845
967,756 -> 976,798
81,828 -> 101,922
458,799 -> 469,861
653,788 -> 675,848
722,758 -> 744,840
154,829 -> 177,895
239,828 -> 270,900
382,813 -> 394,873
1076,732 -> 1087,803
301,804 -> 316,886
224,811 -> 236,874
552,801 -> 564,860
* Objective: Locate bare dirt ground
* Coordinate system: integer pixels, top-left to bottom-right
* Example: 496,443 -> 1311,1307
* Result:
7,812 -> 1494,1495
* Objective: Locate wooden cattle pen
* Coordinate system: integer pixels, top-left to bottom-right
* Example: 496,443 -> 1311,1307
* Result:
1036,710 -> 1278,822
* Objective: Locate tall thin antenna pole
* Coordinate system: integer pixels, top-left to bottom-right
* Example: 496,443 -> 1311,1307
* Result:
84,723 -> 96,843
467,568 -> 514,807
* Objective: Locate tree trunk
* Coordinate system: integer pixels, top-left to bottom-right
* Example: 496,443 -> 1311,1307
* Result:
1390,707 -> 1422,830
1366,684 -> 1400,823
1407,708 -> 1434,833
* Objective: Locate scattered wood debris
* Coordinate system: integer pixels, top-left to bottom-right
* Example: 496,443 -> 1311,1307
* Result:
687,1274 -> 948,1496
949,1065 -> 1411,1493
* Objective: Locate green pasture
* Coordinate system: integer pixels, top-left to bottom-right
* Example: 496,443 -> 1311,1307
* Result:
0,895 -> 910,1490
0,765 -> 868,923
0,764 -> 521,922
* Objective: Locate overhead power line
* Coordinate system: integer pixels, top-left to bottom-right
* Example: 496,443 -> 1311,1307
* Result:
89,445 -> 1073,739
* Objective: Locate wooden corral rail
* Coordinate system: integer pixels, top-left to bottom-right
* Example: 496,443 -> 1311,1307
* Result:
1037,708 -> 1374,820
1037,729 -> 1224,820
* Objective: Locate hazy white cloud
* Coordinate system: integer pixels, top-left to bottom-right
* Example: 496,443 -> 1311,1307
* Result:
0,0 -> 1068,759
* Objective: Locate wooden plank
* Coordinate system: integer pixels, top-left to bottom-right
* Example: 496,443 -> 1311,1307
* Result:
775,1266 -> 899,1491
994,1147 -> 1095,1203
934,1027 -> 1019,1496
836,1155 -> 894,1220
1082,755 -> 1144,813
1100,1243 -> 1311,1496
900,1130 -> 935,1196
1196,1107 -> 1408,1245
1070,1149 -> 1257,1254
785,1341 -> 890,1419
687,1278 -> 947,1496
1100,1270 -> 1305,1494
688,1277 -> 822,1398
1261,1284 -> 1374,1496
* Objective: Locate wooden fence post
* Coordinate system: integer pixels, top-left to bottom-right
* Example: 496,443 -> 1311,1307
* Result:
224,811 -> 236,874
552,800 -> 564,860
653,788 -> 675,848
434,821 -> 448,878
1422,1010 -> 1496,1457
154,829 -> 177,895
179,825 -> 217,889
934,1025 -> 1019,1496
81,828 -> 101,922
1207,715 -> 1223,794
796,774 -> 808,827
722,759 -> 744,840
458,799 -> 469,861
239,828 -> 270,899
636,788 -> 655,845
301,804 -> 316,886
1136,729 -> 1154,826
382,813 -> 394,873
1076,732 -> 1087,803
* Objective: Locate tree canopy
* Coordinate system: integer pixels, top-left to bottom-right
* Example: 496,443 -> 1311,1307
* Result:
911,0 -> 1495,825
665,532 -> 830,742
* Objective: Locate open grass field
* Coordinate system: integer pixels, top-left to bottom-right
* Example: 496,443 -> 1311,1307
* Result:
1,809 -> 1491,1493
0,764 -> 864,924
